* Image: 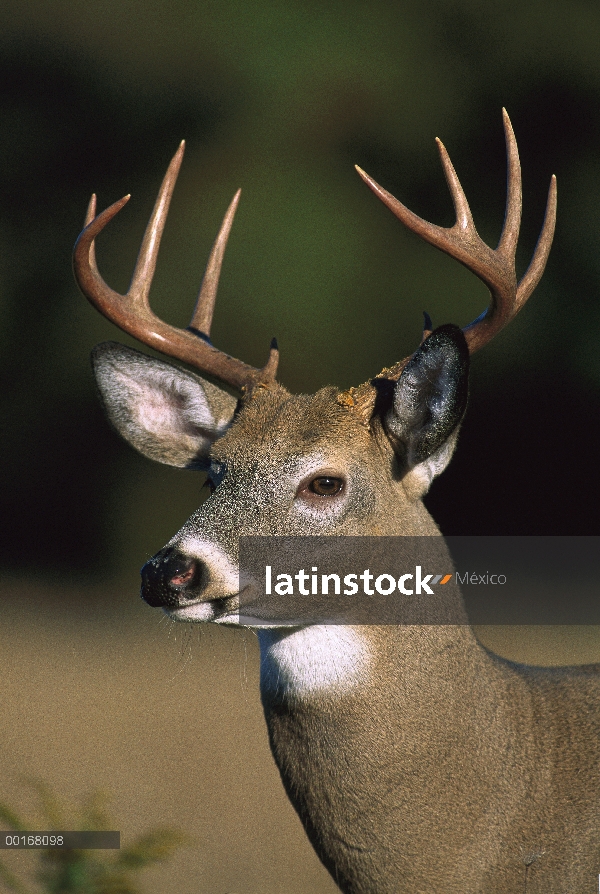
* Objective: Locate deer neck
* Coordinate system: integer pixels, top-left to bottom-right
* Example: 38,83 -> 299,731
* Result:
257,621 -> 528,894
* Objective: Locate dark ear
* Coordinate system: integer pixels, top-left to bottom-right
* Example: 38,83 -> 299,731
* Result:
92,342 -> 238,469
385,324 -> 469,495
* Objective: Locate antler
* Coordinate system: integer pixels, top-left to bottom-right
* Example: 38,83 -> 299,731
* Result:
348,109 -> 556,418
73,142 -> 279,394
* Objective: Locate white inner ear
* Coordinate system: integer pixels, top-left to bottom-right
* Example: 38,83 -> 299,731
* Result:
128,369 -> 220,440
95,351 -> 237,468
402,431 -> 458,501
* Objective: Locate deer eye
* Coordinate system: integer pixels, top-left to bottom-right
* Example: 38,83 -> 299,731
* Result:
308,476 -> 344,496
204,462 -> 225,496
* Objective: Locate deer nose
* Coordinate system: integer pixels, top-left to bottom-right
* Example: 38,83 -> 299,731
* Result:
140,547 -> 202,608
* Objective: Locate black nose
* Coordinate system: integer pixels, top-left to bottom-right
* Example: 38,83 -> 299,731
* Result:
140,547 -> 203,608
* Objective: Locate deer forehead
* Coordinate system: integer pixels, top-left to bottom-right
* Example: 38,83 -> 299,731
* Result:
211,385 -> 379,471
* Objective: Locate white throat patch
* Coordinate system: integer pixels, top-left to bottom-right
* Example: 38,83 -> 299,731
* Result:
257,626 -> 370,698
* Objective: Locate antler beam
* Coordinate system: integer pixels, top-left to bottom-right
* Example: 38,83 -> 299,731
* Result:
73,142 -> 279,394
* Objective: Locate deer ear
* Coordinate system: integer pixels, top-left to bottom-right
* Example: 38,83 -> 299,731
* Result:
385,325 -> 469,496
91,342 -> 238,469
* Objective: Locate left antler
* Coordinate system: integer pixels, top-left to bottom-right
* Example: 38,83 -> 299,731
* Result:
73,142 -> 279,394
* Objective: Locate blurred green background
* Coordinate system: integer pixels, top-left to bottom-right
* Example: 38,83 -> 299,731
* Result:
1,0 -> 600,586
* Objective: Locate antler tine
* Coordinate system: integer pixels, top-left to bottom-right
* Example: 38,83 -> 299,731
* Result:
434,136 -> 474,234
514,173 -> 557,308
84,194 -> 97,227
496,107 -> 522,261
128,141 -> 185,306
73,146 -> 279,394
189,189 -> 241,340
82,193 -> 99,275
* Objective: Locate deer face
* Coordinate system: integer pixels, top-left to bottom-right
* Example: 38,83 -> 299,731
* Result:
92,324 -> 469,622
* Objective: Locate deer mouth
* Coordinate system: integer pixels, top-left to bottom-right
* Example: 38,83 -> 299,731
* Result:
169,590 -> 300,627
165,590 -> 242,623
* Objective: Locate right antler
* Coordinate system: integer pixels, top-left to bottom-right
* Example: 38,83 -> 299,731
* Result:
73,142 -> 279,394
347,109 -> 556,419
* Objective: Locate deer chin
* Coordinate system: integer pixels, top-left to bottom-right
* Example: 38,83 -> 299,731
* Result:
166,586 -> 298,626
166,587 -> 241,623
164,590 -> 305,633
169,599 -> 303,628
167,601 -> 219,622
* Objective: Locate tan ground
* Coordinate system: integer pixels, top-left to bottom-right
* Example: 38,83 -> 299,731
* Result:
1,577 -> 599,894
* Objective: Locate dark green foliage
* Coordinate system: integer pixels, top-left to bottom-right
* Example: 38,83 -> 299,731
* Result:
0,781 -> 190,894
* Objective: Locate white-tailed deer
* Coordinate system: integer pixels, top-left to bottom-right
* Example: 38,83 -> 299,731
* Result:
74,112 -> 600,893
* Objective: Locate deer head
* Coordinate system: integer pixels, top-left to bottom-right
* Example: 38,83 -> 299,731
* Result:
73,110 -> 555,620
